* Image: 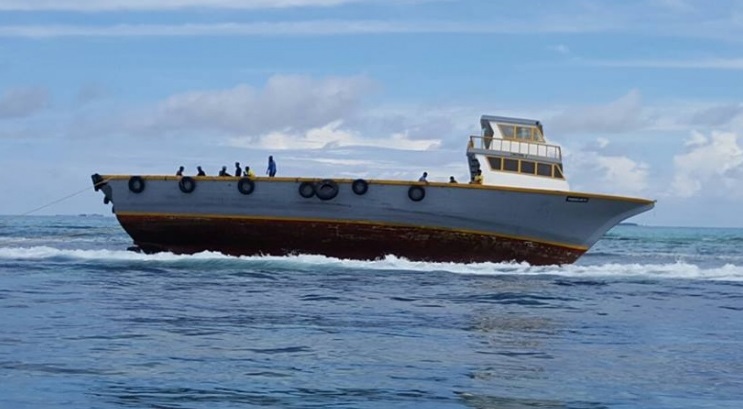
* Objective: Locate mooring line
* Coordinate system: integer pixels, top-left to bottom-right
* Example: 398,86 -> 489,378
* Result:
19,178 -> 110,216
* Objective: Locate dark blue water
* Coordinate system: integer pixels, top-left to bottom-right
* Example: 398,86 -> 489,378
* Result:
1,216 -> 742,408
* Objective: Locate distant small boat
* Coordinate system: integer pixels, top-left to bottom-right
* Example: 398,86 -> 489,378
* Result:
91,114 -> 654,265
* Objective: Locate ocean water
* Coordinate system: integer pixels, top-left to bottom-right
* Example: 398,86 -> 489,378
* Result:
1,216 -> 742,409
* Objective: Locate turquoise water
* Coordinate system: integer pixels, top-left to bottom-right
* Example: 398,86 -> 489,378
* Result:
1,216 -> 742,408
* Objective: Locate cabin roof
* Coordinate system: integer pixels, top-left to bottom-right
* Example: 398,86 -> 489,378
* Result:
480,115 -> 541,129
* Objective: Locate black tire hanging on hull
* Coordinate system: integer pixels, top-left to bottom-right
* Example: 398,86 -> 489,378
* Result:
179,176 -> 196,193
352,179 -> 368,195
237,178 -> 255,195
408,185 -> 425,202
315,179 -> 339,200
298,182 -> 316,198
128,176 -> 145,193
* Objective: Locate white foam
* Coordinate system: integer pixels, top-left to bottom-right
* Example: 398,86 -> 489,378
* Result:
0,246 -> 230,262
1,246 -> 741,281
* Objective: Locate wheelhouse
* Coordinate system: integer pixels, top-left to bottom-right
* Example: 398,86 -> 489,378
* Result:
467,115 -> 570,191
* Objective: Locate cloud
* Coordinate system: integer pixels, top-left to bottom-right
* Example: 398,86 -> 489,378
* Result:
0,0 -> 740,44
593,155 -> 649,194
587,58 -> 743,70
228,120 -> 441,151
116,75 -> 373,137
652,0 -> 696,12
611,99 -> 743,132
0,19 -> 616,38
66,76 -> 477,156
549,89 -> 649,134
75,83 -> 109,105
670,131 -> 743,198
550,44 -> 570,55
0,0 -> 360,11
565,140 -> 650,196
688,103 -> 743,126
559,134 -> 651,196
0,87 -> 49,119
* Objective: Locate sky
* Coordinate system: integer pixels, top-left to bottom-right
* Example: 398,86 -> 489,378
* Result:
1,0 -> 742,227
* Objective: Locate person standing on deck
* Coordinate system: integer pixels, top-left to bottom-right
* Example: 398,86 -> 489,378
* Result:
472,169 -> 483,184
234,162 -> 242,177
266,156 -> 277,177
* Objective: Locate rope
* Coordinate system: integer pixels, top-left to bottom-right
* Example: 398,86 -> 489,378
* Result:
20,178 -> 111,216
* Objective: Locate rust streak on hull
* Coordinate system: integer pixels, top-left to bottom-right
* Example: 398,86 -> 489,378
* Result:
118,214 -> 584,266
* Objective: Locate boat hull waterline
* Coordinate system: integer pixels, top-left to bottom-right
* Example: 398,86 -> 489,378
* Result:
93,175 -> 655,265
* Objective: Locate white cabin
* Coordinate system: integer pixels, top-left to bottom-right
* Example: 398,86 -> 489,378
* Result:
467,115 -> 570,191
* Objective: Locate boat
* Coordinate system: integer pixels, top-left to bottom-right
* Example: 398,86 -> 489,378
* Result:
91,114 -> 655,265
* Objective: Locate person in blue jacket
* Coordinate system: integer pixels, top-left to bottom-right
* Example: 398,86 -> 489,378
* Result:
266,156 -> 277,177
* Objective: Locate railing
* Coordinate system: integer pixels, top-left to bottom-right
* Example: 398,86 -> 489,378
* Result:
469,136 -> 562,161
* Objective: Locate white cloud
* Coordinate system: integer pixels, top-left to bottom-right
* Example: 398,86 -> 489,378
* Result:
0,20 -> 615,38
670,131 -> 743,198
594,155 -> 649,194
588,58 -> 743,70
684,131 -> 708,147
119,75 -> 373,137
551,44 -> 570,55
652,0 -> 696,12
304,157 -> 376,166
609,99 -> 743,132
0,87 -> 49,119
0,0 -> 740,44
0,0 -> 360,11
75,83 -> 109,105
228,120 -> 440,151
549,89 -> 648,134
688,103 -> 743,126
567,150 -> 650,196
561,135 -> 650,196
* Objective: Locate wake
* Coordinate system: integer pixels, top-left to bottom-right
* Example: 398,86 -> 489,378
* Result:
1,245 -> 741,281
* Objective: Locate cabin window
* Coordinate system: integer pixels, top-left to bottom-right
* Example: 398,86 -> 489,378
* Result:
498,125 -> 515,139
503,158 -> 519,172
487,156 -> 502,170
554,164 -> 564,179
516,126 -> 532,141
520,160 -> 536,174
537,163 -> 552,177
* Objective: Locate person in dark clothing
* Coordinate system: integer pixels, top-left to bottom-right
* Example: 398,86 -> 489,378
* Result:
235,162 -> 242,177
176,166 -> 184,176
218,166 -> 229,177
197,166 -> 206,176
266,155 -> 277,177
449,176 -> 457,183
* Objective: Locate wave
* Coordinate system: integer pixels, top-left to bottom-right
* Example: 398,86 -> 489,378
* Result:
1,245 -> 741,281
0,237 -> 112,244
584,249 -> 743,263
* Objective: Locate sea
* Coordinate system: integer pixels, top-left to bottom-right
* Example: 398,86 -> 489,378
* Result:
1,215 -> 742,409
